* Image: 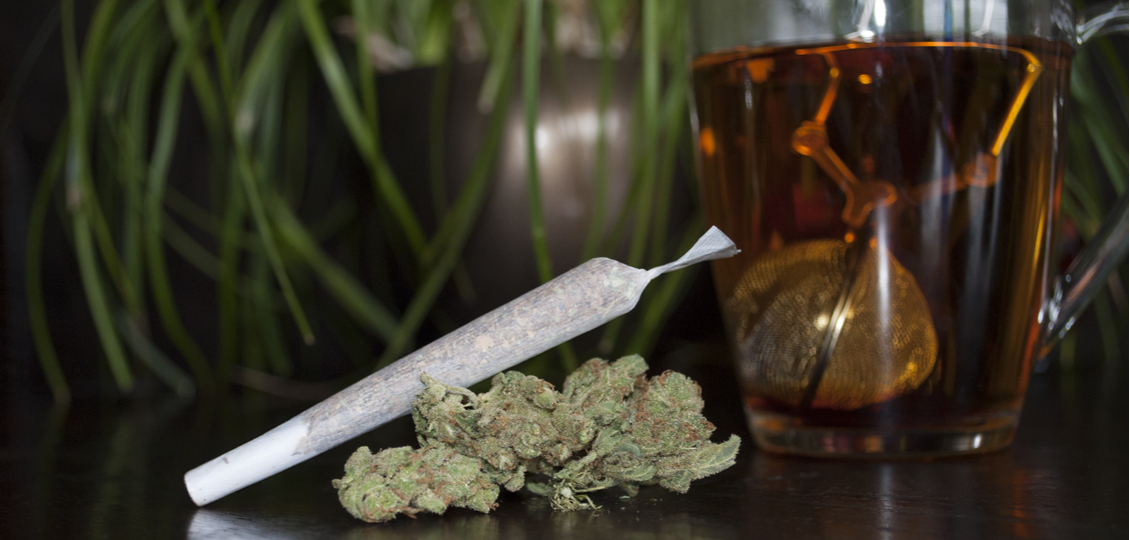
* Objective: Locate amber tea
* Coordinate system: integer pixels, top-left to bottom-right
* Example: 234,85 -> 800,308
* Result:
692,38 -> 1072,455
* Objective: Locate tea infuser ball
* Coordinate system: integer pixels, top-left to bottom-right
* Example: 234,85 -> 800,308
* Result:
725,238 -> 937,409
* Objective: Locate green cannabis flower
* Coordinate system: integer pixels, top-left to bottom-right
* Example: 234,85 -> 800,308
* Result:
334,356 -> 740,522
333,445 -> 499,522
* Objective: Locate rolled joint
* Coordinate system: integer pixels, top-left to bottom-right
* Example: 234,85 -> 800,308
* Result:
181,226 -> 739,505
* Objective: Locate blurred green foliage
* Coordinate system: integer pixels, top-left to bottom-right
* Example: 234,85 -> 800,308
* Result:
18,0 -> 1125,403
26,0 -> 699,403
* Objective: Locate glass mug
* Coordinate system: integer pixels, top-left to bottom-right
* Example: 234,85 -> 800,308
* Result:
688,0 -> 1127,457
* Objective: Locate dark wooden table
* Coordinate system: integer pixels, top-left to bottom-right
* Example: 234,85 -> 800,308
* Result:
1,339 -> 1126,539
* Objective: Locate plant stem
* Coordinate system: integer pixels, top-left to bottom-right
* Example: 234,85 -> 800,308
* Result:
273,201 -> 400,342
377,56 -> 516,368
297,0 -> 426,256
63,0 -> 135,393
581,38 -> 615,260
26,134 -> 72,404
191,0 -> 316,346
477,0 -> 522,112
523,0 -> 553,283
144,38 -> 215,394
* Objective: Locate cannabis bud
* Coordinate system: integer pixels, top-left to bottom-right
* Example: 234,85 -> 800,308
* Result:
332,356 -> 740,522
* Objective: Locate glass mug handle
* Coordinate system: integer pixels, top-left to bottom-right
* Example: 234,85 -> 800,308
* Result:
1040,2 -> 1129,353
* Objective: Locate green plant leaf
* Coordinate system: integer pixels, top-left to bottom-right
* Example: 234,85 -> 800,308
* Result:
26,133 -> 72,404
273,200 -> 400,341
476,0 -> 521,112
523,0 -> 553,282
297,0 -> 426,255
144,32 -> 216,394
62,0 -> 134,393
377,55 -> 516,367
116,312 -> 195,397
